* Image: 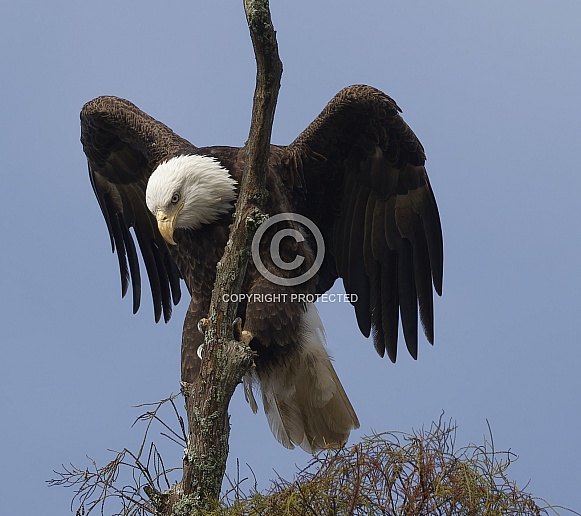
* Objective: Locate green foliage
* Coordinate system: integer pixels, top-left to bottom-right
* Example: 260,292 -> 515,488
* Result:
210,419 -> 570,516
51,411 -> 578,515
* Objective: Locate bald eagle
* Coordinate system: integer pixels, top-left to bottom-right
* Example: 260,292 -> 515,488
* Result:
81,85 -> 443,452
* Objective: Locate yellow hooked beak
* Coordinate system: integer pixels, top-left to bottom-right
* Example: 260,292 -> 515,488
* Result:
155,206 -> 182,246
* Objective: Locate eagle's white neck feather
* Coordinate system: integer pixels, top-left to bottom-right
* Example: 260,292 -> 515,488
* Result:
146,154 -> 237,229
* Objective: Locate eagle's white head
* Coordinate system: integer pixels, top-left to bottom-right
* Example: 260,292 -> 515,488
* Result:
145,155 -> 237,245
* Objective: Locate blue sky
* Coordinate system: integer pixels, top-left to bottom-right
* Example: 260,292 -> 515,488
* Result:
1,1 -> 580,513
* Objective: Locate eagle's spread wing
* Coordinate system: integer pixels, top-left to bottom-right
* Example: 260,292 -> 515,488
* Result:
287,85 -> 443,362
81,96 -> 195,322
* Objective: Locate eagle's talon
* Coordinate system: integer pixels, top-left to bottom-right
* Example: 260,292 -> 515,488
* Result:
233,317 -> 253,345
197,318 -> 209,334
232,317 -> 243,339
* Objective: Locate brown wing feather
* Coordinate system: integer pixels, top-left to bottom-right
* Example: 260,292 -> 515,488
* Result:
286,85 -> 443,362
81,96 -> 195,322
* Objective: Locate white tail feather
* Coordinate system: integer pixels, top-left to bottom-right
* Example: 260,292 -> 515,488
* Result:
243,303 -> 360,452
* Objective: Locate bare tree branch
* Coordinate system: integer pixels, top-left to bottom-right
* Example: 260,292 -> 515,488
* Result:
174,0 -> 283,512
49,393 -> 185,516
53,1 -> 283,513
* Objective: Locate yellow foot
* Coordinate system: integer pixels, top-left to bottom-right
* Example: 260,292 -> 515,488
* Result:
233,317 -> 253,345
240,330 -> 253,345
197,318 -> 209,334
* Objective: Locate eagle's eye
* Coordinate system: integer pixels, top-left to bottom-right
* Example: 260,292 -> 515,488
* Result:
171,193 -> 180,204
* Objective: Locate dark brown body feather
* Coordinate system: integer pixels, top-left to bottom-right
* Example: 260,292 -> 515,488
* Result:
81,84 -> 443,386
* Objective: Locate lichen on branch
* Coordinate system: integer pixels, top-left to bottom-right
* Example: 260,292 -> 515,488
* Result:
177,0 -> 283,513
